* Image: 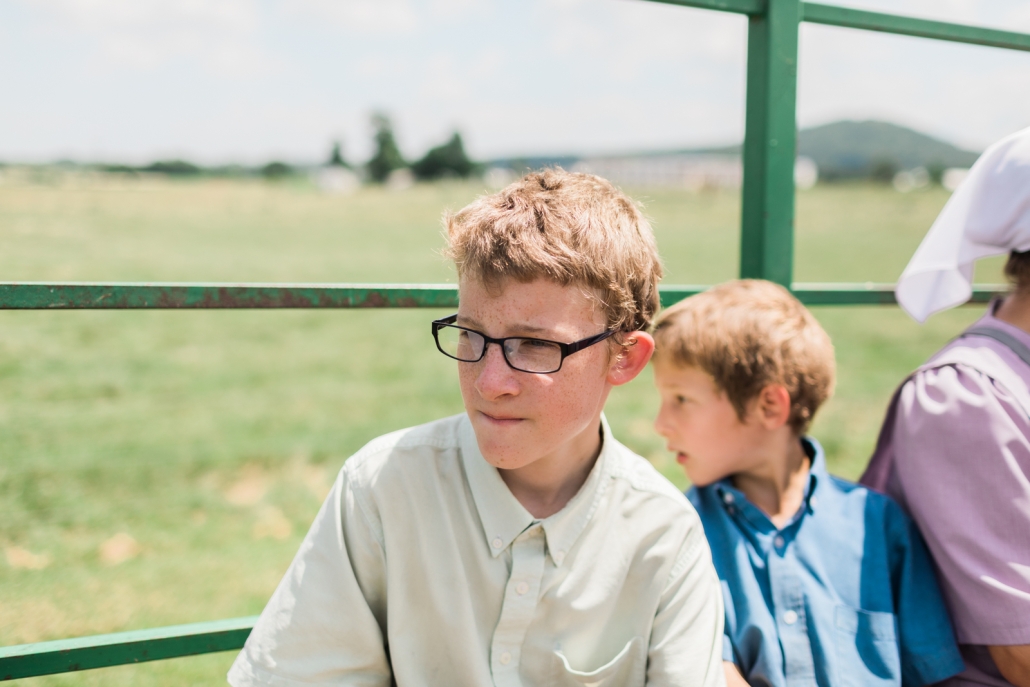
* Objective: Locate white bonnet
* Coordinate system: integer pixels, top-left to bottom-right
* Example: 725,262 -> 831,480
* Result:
896,126 -> 1030,322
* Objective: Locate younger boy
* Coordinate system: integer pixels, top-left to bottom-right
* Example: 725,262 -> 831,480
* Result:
228,170 -> 725,686
651,279 -> 964,687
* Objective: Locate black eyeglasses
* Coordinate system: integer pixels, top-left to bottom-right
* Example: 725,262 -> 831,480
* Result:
431,314 -> 616,374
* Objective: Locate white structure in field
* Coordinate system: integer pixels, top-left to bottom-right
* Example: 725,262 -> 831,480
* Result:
572,155 -> 818,190
314,166 -> 360,195
942,168 -> 970,192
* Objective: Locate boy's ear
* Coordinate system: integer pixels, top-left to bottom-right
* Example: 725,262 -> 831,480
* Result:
755,384 -> 792,430
606,331 -> 655,386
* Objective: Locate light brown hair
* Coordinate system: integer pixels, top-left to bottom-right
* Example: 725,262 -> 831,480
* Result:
1004,249 -> 1030,293
652,279 -> 835,433
445,168 -> 663,332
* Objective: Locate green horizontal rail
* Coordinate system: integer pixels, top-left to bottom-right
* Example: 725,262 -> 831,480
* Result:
790,283 -> 1002,306
0,282 -> 1006,309
0,282 -> 460,310
0,616 -> 257,680
642,0 -> 1030,53
803,2 -> 1030,52
663,284 -> 1004,306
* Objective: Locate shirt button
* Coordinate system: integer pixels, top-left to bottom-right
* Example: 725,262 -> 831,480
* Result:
810,495 -> 818,508
783,610 -> 799,625
553,550 -> 565,564
500,651 -> 512,665
491,537 -> 503,550
774,535 -> 785,549
516,582 -> 529,595
722,492 -> 735,504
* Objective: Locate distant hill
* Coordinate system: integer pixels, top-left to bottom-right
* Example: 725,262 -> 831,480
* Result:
679,120 -> 981,179
795,120 -> 981,179
489,120 -> 982,180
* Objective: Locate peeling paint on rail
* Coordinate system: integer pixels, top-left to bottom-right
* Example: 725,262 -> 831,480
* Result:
0,283 -> 461,310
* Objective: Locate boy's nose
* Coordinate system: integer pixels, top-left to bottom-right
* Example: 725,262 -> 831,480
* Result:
653,406 -> 672,439
474,343 -> 520,399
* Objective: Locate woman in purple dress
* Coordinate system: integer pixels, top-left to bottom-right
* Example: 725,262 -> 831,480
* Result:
862,127 -> 1030,687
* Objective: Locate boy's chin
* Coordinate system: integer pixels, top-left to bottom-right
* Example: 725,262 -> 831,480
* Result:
470,426 -> 538,471
477,444 -> 539,472
684,469 -> 727,489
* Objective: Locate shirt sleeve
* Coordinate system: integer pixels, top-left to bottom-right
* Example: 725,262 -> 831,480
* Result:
645,519 -> 727,687
882,498 -> 964,686
227,467 -> 392,687
891,363 -> 1030,646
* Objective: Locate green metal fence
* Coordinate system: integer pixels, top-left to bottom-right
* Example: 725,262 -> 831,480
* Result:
2,0 -> 1028,681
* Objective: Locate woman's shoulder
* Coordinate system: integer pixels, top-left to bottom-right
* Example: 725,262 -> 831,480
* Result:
905,345 -> 1030,419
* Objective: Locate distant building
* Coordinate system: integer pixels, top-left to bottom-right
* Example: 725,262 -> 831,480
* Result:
942,168 -> 970,192
573,154 -> 740,191
314,166 -> 360,195
572,154 -> 818,190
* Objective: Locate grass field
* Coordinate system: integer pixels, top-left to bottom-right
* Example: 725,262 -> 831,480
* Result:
0,175 -> 1004,685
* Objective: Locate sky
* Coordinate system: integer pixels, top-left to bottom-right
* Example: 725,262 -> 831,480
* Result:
2,0 -> 1029,165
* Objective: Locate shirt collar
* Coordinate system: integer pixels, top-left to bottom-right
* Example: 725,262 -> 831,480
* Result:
714,436 -> 824,533
459,413 -> 614,567
803,436 -> 825,511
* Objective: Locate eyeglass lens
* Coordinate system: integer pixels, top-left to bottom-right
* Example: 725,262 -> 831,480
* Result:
434,325 -> 564,373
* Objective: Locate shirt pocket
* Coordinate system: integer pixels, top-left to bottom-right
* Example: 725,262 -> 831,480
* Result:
834,604 -> 901,687
553,636 -> 646,687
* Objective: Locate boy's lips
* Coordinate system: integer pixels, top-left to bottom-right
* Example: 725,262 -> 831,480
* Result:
673,451 -> 690,465
479,411 -> 525,425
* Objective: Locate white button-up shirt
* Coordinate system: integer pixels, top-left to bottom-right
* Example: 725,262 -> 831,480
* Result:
228,414 -> 724,687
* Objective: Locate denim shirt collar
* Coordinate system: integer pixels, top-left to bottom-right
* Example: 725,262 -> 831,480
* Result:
713,437 -> 824,546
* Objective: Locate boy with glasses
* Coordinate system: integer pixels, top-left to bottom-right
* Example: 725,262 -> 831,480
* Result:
228,169 -> 725,686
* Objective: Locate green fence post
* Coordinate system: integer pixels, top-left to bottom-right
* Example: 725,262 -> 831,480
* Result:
740,0 -> 801,286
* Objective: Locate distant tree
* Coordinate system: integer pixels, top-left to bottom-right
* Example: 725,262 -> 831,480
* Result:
366,113 -> 407,183
144,160 -> 201,176
261,161 -> 292,179
207,164 -> 248,178
411,132 -> 478,181
926,161 -> 946,185
327,140 -> 350,168
869,158 -> 899,184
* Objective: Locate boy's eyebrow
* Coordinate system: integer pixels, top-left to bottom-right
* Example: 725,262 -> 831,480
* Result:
456,315 -> 553,337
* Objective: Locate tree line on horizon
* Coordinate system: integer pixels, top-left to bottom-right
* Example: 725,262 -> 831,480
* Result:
85,113 -> 479,185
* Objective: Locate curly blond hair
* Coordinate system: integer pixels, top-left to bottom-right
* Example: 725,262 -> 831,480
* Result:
445,168 -> 663,332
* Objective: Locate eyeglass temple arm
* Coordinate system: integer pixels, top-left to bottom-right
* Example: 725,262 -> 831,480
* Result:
564,329 -> 617,355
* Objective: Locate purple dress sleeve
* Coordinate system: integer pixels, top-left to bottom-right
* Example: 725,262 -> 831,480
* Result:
890,362 -> 1030,647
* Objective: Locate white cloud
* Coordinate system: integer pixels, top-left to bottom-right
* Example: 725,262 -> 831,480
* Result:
286,0 -> 418,35
429,0 -> 487,19
19,0 -> 275,76
542,0 -> 744,75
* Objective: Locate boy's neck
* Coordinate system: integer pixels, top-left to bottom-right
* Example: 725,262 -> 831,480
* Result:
995,291 -> 1030,337
730,432 -> 811,529
498,421 -> 603,520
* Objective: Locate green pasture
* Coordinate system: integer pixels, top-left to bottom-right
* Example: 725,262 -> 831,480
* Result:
0,175 -> 1003,685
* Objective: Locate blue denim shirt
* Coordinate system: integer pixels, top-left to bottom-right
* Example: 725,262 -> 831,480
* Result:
688,437 -> 964,687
